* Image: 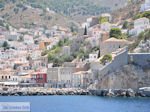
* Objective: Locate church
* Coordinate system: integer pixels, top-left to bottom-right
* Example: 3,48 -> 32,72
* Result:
140,0 -> 150,12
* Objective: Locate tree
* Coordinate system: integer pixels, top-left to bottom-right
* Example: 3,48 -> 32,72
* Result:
0,20 -> 4,26
84,26 -> 87,35
58,40 -> 64,47
6,24 -> 9,30
122,21 -> 128,29
48,53 -> 56,63
2,41 -> 8,48
98,49 -> 101,58
109,28 -> 122,39
41,50 -> 48,56
70,26 -> 74,32
99,16 -> 108,24
100,54 -> 112,65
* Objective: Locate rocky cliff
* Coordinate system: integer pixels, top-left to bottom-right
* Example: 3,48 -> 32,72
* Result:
134,40 -> 150,53
97,64 -> 150,89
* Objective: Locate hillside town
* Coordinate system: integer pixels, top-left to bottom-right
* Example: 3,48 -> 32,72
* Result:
0,0 -> 150,90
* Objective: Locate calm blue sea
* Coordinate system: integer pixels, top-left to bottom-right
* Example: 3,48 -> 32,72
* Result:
0,95 -> 150,112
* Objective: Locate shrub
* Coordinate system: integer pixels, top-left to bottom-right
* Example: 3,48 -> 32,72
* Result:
122,21 -> 128,29
41,50 -> 48,56
109,28 -> 122,39
99,16 -> 108,24
101,54 -> 112,65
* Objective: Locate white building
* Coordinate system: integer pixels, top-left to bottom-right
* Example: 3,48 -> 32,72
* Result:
72,71 -> 92,88
140,0 -> 150,12
88,52 -> 98,62
101,22 -> 111,32
88,28 -> 101,38
101,13 -> 112,22
23,35 -> 34,45
85,37 -> 100,48
129,17 -> 149,35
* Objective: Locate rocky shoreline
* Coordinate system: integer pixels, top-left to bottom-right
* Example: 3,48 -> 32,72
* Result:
0,87 -> 150,97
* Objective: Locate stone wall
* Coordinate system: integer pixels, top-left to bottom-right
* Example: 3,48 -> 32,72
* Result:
128,53 -> 150,68
98,47 -> 128,81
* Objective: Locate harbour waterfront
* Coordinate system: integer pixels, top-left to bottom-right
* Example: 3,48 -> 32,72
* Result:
1,87 -> 150,97
0,95 -> 150,112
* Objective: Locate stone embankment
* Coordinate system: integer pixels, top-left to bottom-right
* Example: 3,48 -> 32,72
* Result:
90,87 -> 150,97
0,87 -> 150,97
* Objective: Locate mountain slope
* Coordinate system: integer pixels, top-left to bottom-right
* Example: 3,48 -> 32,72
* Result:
0,0 -> 128,28
112,0 -> 145,24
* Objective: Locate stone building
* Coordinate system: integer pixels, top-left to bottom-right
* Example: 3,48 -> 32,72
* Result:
100,37 -> 131,56
47,67 -> 73,88
72,71 -> 93,88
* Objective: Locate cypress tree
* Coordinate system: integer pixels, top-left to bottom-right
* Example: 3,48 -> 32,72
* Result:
84,26 -> 87,35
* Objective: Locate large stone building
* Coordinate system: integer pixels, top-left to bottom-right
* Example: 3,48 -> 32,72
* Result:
47,67 -> 73,88
100,37 -> 131,56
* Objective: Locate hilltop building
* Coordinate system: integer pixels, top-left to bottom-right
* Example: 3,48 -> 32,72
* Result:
129,17 -> 149,35
140,0 -> 150,12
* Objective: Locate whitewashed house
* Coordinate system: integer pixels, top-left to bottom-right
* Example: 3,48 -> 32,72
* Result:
23,35 -> 34,45
0,49 -> 15,59
88,28 -> 101,38
101,22 -> 111,32
129,17 -> 149,35
88,52 -> 99,62
85,37 -> 100,48
140,0 -> 150,12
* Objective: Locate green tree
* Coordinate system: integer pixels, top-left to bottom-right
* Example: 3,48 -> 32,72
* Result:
122,21 -> 128,29
41,50 -> 48,56
2,41 -> 8,47
101,54 -> 112,65
58,40 -> 64,47
6,24 -> 9,30
99,16 -> 108,24
109,28 -> 122,39
0,20 -> 4,26
48,53 -> 56,63
84,26 -> 87,35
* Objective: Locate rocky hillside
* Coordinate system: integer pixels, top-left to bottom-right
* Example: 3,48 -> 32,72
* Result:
112,0 -> 145,24
97,64 -> 150,89
93,0 -> 127,10
0,2 -> 79,29
0,0 -> 128,28
134,39 -> 150,53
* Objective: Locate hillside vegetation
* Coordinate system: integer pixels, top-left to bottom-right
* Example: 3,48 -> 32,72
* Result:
112,0 -> 145,24
0,0 -> 78,29
0,0 -> 128,28
0,0 -> 111,17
